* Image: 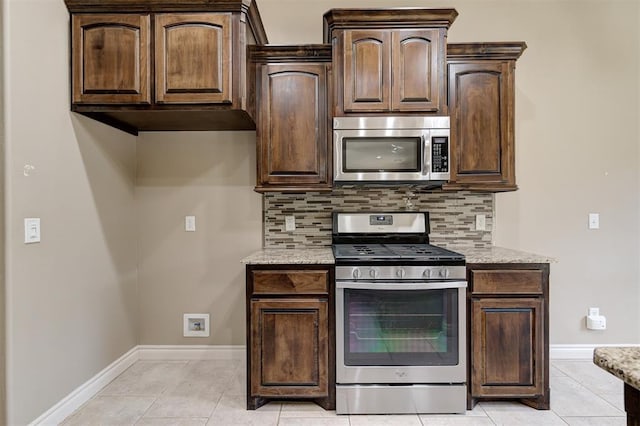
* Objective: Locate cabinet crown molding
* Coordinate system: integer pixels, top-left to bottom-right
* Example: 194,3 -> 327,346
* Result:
323,8 -> 458,41
249,44 -> 332,62
65,0 -> 255,10
447,42 -> 527,60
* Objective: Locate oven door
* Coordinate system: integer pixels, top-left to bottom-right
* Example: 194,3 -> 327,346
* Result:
336,280 -> 466,384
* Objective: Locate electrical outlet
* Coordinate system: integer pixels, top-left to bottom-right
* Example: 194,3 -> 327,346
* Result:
285,215 -> 296,231
475,214 -> 486,231
586,307 -> 606,330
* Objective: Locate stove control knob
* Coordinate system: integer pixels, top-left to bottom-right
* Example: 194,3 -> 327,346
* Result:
423,269 -> 432,278
369,268 -> 379,278
439,268 -> 449,278
352,268 -> 362,279
396,268 -> 405,278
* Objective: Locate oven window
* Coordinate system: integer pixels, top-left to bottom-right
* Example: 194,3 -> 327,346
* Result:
343,137 -> 421,172
343,288 -> 459,366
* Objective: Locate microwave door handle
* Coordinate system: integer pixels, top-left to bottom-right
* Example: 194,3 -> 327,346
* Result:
422,134 -> 430,176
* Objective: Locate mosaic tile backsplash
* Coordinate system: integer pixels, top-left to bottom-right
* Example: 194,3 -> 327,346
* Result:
263,188 -> 494,249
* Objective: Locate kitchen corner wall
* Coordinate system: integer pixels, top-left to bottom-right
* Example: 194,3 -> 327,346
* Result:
136,131 -> 262,346
264,190 -> 493,248
4,1 -> 138,423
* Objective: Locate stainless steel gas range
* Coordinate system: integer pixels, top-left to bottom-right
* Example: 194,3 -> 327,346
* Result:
332,212 -> 467,415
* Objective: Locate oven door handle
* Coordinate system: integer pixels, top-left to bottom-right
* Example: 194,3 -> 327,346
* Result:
335,280 -> 467,290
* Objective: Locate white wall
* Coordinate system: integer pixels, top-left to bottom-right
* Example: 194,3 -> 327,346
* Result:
3,0 -> 138,423
136,131 -> 262,345
256,0 -> 640,344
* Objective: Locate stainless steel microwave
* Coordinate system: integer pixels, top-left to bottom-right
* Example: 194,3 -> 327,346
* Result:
333,116 -> 450,184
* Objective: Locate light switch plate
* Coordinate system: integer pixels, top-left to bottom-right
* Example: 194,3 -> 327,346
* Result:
24,218 -> 41,243
185,216 -> 196,232
588,213 -> 599,229
475,214 -> 486,231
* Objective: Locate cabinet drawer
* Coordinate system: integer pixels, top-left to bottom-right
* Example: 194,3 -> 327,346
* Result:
471,270 -> 543,295
252,270 -> 329,295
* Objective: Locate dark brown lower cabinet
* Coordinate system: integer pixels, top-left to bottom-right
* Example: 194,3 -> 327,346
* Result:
246,265 -> 335,410
467,264 -> 550,409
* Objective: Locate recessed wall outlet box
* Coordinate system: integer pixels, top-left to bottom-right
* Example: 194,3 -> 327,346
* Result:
588,213 -> 599,229
24,218 -> 41,244
475,214 -> 486,231
285,215 -> 296,232
586,307 -> 606,330
183,313 -> 210,337
185,215 -> 196,232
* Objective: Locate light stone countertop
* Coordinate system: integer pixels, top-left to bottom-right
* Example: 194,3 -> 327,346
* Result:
241,248 -> 335,264
241,245 -> 555,265
447,245 -> 556,264
594,347 -> 640,391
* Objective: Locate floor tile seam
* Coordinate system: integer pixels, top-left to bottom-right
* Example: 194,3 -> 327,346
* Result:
483,410 -> 569,425
550,360 -> 592,378
559,415 -> 626,418
131,394 -> 160,425
553,374 -> 626,415
200,390 -> 226,419
94,393 -> 163,399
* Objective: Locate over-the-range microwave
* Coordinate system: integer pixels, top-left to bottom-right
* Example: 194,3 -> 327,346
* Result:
333,116 -> 450,185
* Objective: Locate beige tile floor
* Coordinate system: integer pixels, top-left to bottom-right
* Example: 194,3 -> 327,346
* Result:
61,359 -> 627,425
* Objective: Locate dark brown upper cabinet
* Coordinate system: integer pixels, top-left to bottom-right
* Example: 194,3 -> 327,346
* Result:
154,13 -> 232,104
65,0 -> 268,135
250,45 -> 332,192
444,42 -> 527,192
323,9 -> 457,116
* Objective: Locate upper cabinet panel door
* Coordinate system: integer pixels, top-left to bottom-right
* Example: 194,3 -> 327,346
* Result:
391,29 -> 440,112
343,30 -> 391,112
448,61 -> 513,186
72,14 -> 151,104
155,13 -> 232,104
259,64 -> 328,186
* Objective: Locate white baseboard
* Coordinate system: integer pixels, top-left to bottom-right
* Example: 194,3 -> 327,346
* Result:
550,343 -> 640,360
30,347 -> 139,426
31,345 -> 245,425
137,345 -> 246,361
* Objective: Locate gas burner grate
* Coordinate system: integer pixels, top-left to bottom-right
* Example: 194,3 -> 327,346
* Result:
332,244 -> 396,259
385,244 -> 465,261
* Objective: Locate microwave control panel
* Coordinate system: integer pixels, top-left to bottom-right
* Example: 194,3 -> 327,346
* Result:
431,137 -> 449,173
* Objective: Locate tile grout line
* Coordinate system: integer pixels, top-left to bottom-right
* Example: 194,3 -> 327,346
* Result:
551,362 -> 626,416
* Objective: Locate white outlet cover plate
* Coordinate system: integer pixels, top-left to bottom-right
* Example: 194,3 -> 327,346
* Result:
183,313 -> 210,337
285,215 -> 296,231
588,213 -> 599,229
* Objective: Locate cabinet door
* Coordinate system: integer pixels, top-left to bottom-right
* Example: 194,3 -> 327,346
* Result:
448,61 -> 515,189
257,63 -> 329,188
342,30 -> 391,112
471,297 -> 544,398
391,29 -> 441,112
250,298 -> 328,397
155,13 -> 232,104
71,14 -> 151,104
